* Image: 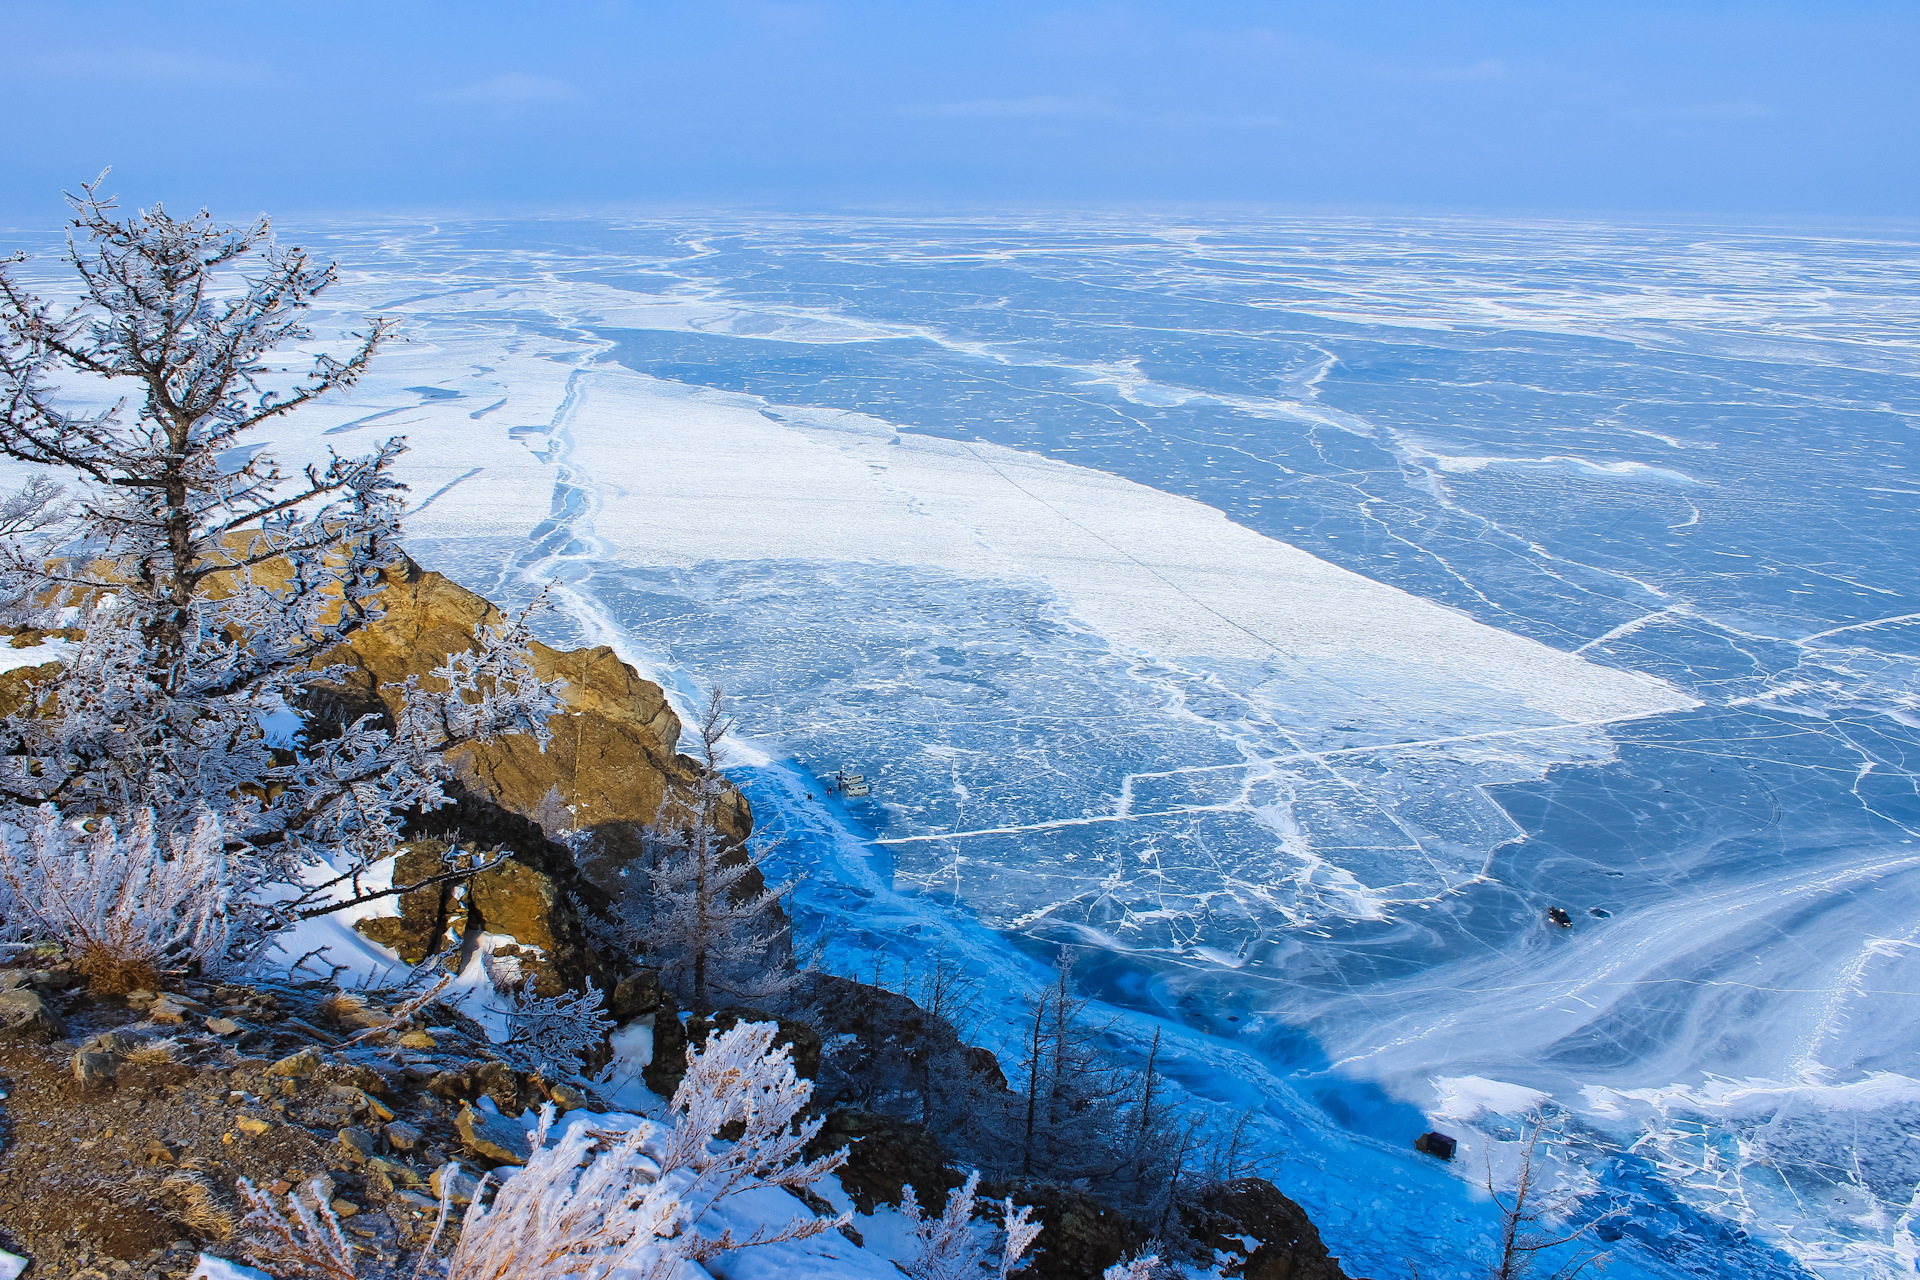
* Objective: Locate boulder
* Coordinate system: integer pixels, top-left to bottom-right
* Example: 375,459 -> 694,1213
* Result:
992,1183 -> 1145,1280
385,1121 -> 425,1152
353,840 -> 462,965
807,1111 -> 961,1215
71,1049 -> 118,1090
608,969 -> 668,1023
267,1048 -> 323,1077
430,1163 -> 483,1206
643,1010 -> 690,1098
0,987 -> 63,1042
1181,1177 -> 1354,1280
338,1126 -> 377,1165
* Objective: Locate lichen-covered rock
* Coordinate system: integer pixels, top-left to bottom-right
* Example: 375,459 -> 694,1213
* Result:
1181,1177 -> 1354,1280
991,1182 -> 1145,1280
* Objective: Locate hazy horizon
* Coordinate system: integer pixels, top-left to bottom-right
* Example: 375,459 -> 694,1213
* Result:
3,1 -> 1914,223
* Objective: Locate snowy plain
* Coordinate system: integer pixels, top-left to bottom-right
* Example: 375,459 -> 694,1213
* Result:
7,212 -> 1920,1280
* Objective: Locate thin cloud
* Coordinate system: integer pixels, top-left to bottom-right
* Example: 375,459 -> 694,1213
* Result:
435,73 -> 579,108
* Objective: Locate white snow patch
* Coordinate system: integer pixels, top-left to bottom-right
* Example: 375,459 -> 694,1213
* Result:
190,1258 -> 272,1280
0,639 -> 71,674
1431,1074 -> 1553,1122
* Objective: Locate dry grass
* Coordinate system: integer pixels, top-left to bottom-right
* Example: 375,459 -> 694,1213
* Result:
74,944 -> 157,995
160,1170 -> 236,1240
317,990 -> 366,1024
125,1037 -> 182,1065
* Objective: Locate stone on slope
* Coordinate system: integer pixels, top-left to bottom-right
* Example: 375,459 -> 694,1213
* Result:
0,988 -> 62,1042
455,1106 -> 532,1166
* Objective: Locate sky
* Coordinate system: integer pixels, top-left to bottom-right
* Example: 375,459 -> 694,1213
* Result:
1,0 -> 1915,222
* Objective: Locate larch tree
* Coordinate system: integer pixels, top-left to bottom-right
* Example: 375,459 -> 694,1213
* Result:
1486,1116 -> 1611,1280
1017,952 -> 1131,1181
0,178 -> 561,978
633,686 -> 793,1012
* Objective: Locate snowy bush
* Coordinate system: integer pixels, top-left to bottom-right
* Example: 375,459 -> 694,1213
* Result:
486,950 -> 615,1080
0,179 -> 563,969
238,1020 -> 847,1280
448,1019 -> 846,1278
0,805 -> 230,989
900,1170 -> 1042,1280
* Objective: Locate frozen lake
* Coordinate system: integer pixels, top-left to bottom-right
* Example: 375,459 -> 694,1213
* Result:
15,212 -> 1916,1279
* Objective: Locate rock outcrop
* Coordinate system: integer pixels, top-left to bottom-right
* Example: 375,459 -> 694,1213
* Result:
807,1110 -> 964,1216
304,560 -> 751,878
1182,1177 -> 1355,1280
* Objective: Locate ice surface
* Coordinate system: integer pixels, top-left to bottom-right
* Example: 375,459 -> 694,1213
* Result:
7,212 -> 1917,1278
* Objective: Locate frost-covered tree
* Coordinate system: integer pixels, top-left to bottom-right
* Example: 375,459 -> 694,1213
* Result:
1017,953 -> 1130,1181
238,1020 -> 848,1280
636,687 -> 792,1011
900,1170 -> 1042,1280
0,178 -> 561,968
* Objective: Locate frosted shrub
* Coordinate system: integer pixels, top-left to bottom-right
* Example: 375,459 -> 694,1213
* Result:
1102,1255 -> 1164,1280
900,1169 -> 1042,1280
445,1020 -> 846,1278
234,1177 -> 357,1280
237,1020 -> 846,1280
0,806 -> 230,990
486,950 -> 615,1079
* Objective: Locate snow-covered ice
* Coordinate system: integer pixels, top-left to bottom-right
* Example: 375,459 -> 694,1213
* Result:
8,211 -> 1918,1279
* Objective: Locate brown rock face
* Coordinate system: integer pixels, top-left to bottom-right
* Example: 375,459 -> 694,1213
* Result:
316,559 -> 755,1025
309,560 -> 750,874
354,840 -> 462,966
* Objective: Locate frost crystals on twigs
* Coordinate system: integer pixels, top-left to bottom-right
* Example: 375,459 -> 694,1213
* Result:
235,1177 -> 358,1280
443,1020 -> 848,1279
900,1170 -> 1042,1280
0,175 -> 564,973
486,949 -> 614,1080
0,806 -> 229,989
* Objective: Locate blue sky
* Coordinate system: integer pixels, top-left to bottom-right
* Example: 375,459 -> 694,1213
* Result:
1,1 -> 1913,220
